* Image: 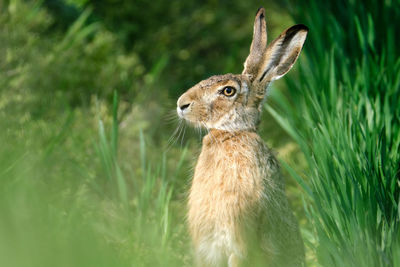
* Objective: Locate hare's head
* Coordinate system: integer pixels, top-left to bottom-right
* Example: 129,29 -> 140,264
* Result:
177,8 -> 308,131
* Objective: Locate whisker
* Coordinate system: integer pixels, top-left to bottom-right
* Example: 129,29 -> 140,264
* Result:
164,110 -> 180,123
180,123 -> 187,147
175,120 -> 185,146
196,124 -> 204,143
164,119 -> 183,151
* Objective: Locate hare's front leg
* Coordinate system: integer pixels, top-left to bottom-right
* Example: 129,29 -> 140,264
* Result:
194,254 -> 207,267
228,253 -> 241,267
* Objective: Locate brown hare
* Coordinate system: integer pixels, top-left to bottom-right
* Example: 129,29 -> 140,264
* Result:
177,7 -> 308,267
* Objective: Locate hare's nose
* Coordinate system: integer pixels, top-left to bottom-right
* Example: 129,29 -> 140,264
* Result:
179,103 -> 190,111
177,94 -> 192,112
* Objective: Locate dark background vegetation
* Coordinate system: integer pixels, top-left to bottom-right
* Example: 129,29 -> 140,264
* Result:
0,0 -> 399,266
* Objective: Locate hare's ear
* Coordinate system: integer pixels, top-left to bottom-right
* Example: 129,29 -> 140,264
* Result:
252,24 -> 308,83
242,7 -> 267,78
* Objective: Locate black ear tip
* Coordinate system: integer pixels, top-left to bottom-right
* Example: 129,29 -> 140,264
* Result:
285,24 -> 309,38
283,24 -> 309,41
292,24 -> 309,32
256,7 -> 265,17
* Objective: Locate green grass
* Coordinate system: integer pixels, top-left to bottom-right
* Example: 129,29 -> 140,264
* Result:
0,91 -> 191,266
0,2 -> 192,265
268,0 -> 400,265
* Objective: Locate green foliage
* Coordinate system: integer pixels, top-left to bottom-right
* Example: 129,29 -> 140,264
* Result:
44,0 -> 291,99
1,0 -> 143,113
268,0 -> 400,265
0,119 -> 188,267
0,1 -> 190,266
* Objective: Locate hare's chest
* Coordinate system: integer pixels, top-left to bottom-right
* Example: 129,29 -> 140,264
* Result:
188,143 -> 264,227
191,146 -> 260,201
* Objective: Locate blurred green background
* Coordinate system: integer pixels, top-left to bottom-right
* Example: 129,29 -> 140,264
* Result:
0,0 -> 399,266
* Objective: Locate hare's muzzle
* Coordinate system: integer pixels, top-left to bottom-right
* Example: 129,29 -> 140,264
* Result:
179,103 -> 190,111
176,93 -> 193,118
177,103 -> 191,118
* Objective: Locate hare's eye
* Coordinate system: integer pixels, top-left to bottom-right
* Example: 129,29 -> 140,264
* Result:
221,86 -> 236,97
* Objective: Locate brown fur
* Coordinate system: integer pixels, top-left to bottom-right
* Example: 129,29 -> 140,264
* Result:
177,7 -> 308,267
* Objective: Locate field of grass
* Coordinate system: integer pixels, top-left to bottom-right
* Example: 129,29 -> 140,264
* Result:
268,0 -> 400,265
0,0 -> 399,266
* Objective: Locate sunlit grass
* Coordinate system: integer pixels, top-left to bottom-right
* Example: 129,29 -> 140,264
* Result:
268,0 -> 400,265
